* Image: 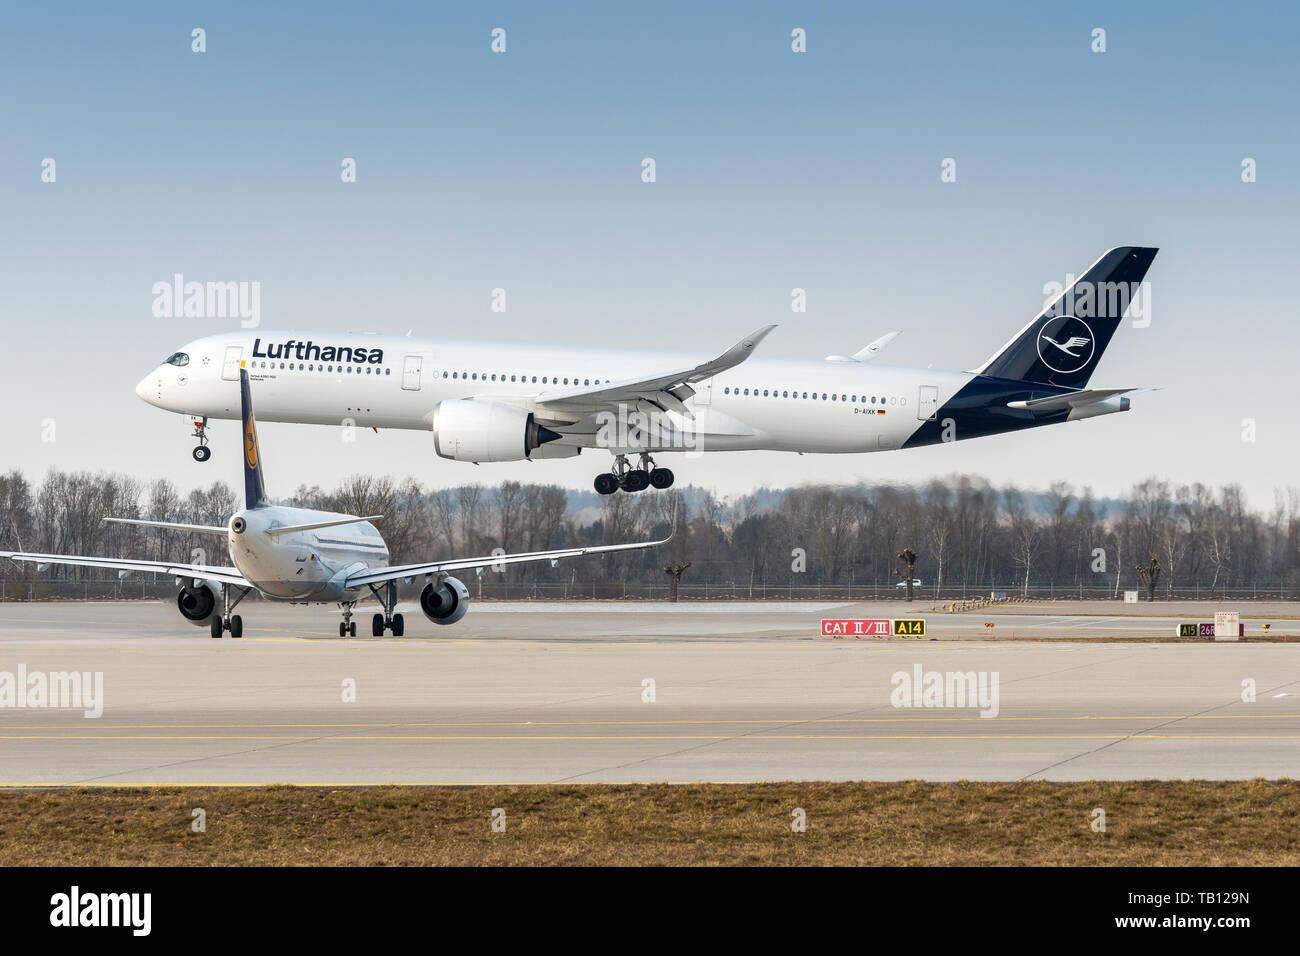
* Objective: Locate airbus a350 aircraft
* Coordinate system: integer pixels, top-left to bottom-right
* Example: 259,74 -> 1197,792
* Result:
2,370 -> 666,638
137,246 -> 1157,495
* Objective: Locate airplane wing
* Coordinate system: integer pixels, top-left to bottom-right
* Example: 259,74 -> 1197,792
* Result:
528,325 -> 777,420
344,533 -> 671,589
1006,387 -> 1136,413
0,551 -> 253,588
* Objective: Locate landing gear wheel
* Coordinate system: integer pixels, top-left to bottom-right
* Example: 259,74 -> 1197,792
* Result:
339,622 -> 347,637
209,618 -> 223,639
229,614 -> 243,638
192,446 -> 211,462
392,613 -> 404,637
620,469 -> 650,493
349,621 -> 357,637
372,613 -> 385,637
650,467 -> 674,489
594,473 -> 619,495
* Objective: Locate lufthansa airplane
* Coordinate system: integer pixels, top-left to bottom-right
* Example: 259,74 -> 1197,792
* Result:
2,370 -> 666,638
136,247 -> 1157,495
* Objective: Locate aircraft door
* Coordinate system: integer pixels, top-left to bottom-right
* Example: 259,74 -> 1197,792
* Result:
221,346 -> 243,381
402,355 -> 422,390
917,385 -> 938,421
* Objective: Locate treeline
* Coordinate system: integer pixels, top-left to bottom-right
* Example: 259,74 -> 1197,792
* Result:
1,469 -> 1297,598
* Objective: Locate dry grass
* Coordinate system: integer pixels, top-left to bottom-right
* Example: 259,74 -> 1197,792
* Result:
0,780 -> 1296,866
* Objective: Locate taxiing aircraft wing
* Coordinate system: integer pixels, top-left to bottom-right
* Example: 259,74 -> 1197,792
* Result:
344,533 -> 672,589
0,551 -> 252,588
1006,387 -> 1136,413
529,325 -> 777,420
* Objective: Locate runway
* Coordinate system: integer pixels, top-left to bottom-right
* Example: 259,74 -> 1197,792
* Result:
0,601 -> 1297,784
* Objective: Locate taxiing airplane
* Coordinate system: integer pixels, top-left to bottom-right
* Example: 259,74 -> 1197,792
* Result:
136,246 -> 1157,495
2,370 -> 667,638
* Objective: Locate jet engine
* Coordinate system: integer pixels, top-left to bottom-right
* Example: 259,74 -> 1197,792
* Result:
420,576 -> 470,626
433,400 -> 563,463
176,581 -> 222,627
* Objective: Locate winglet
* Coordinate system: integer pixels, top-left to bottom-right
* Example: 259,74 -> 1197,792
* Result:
696,324 -> 777,375
239,368 -> 267,509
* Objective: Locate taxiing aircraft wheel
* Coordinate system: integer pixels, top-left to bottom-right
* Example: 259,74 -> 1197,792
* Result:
391,613 -> 404,637
209,618 -> 223,639
230,615 -> 243,638
192,445 -> 211,463
348,621 -> 357,637
372,613 -> 385,637
650,467 -> 674,490
594,473 -> 619,496
339,622 -> 347,637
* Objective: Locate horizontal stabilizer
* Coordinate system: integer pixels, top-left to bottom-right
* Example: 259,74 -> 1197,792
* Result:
1006,387 -> 1136,413
263,515 -> 384,537
104,517 -> 229,535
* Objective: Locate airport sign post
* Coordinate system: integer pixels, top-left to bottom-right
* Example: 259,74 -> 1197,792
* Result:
1214,611 -> 1241,641
821,618 -> 926,638
1176,619 -> 1244,638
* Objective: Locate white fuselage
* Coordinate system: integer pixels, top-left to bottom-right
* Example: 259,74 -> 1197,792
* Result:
225,504 -> 388,602
138,331 -> 976,455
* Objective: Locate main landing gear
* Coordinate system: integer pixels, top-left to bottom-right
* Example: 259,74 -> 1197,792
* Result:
191,416 -> 212,462
209,585 -> 251,639
368,581 -> 405,637
594,453 -> 674,495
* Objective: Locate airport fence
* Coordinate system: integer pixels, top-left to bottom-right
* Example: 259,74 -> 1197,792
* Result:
0,577 -> 1293,604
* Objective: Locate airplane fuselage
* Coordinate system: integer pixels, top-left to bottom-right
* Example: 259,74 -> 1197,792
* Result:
224,504 -> 388,602
138,330 -> 1118,458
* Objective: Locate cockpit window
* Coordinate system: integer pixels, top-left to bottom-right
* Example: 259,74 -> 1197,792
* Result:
164,352 -> 190,367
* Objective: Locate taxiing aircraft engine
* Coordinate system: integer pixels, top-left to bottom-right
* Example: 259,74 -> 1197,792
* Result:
433,400 -> 563,463
420,576 -> 470,626
176,581 -> 221,627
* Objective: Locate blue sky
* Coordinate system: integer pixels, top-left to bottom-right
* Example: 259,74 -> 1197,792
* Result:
2,1 -> 1296,506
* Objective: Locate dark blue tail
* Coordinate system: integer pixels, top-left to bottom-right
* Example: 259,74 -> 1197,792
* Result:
978,246 -> 1158,389
239,369 -> 267,509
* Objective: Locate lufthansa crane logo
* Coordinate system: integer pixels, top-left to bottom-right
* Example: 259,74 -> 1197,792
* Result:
244,416 -> 259,469
1036,315 -> 1095,374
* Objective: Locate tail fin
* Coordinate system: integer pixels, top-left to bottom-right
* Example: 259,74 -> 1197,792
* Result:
976,246 -> 1158,389
239,368 -> 267,509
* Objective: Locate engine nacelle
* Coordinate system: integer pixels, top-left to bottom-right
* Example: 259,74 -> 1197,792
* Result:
420,576 -> 470,626
433,400 -> 562,463
176,581 -> 221,627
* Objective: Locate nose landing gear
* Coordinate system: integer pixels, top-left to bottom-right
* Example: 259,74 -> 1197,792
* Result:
191,417 -> 211,462
367,582 -> 405,636
593,454 -> 674,495
338,602 -> 357,637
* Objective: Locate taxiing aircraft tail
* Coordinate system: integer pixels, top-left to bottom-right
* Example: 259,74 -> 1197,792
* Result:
239,368 -> 267,509
975,246 -> 1158,390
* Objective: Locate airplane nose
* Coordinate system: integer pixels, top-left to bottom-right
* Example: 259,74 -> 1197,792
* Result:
135,373 -> 158,406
